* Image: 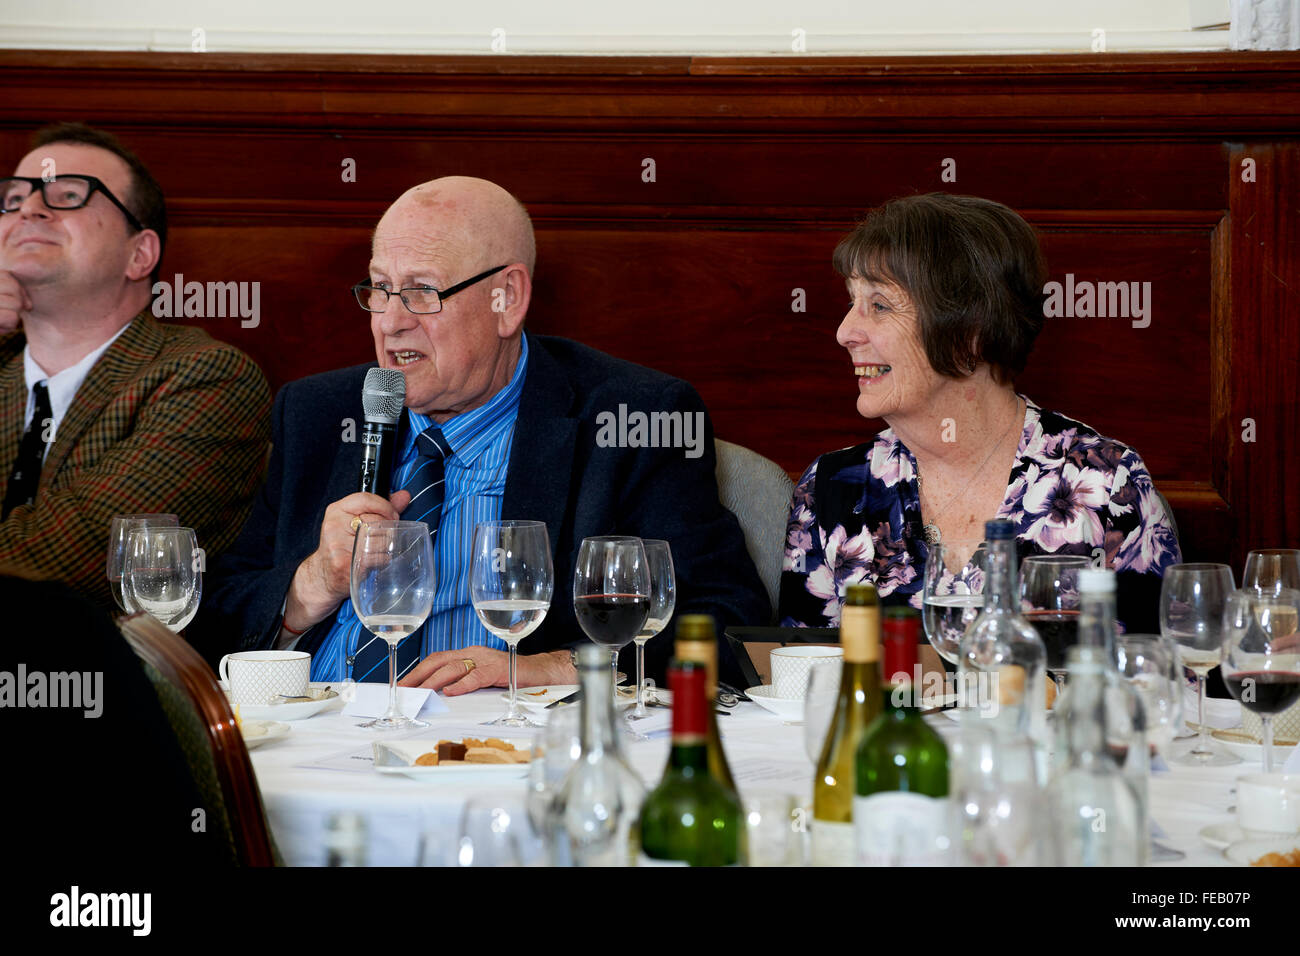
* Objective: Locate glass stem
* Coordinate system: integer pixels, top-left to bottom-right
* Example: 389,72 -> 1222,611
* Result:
1195,674 -> 1208,754
506,640 -> 520,720
611,649 -> 620,705
384,641 -> 402,720
633,638 -> 648,718
1263,715 -> 1274,773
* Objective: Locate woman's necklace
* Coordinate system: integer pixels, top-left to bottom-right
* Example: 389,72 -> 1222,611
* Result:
917,398 -> 1023,546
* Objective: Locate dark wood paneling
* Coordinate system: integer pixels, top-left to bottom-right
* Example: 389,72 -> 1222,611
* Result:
1,50 -> 1297,570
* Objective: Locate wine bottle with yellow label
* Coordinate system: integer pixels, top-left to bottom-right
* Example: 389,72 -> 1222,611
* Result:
811,583 -> 881,866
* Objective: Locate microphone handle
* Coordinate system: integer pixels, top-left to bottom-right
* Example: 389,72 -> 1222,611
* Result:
357,420 -> 396,498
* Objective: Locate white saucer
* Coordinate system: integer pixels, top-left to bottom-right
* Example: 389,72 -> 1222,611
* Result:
1199,822 -> 1245,851
223,681 -> 341,721
1224,835 -> 1300,866
746,685 -> 804,720
1211,728 -> 1299,764
240,720 -> 290,749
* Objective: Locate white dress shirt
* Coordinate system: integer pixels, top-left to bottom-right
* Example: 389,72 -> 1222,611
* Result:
22,322 -> 131,460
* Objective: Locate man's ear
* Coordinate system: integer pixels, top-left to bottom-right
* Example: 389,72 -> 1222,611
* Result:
495,262 -> 531,338
124,229 -> 161,283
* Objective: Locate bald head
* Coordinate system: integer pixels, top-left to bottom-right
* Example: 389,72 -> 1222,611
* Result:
378,176 -> 535,277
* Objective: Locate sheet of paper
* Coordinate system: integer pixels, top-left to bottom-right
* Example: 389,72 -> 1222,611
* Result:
341,683 -> 447,719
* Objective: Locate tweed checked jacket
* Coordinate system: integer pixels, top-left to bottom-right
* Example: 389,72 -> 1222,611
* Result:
0,312 -> 271,607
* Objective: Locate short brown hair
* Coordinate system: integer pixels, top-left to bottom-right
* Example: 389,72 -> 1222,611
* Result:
832,193 -> 1046,384
30,122 -> 167,283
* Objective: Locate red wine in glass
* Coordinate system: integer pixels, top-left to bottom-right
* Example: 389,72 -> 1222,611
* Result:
1023,608 -> 1080,673
575,593 -> 650,647
1223,671 -> 1300,714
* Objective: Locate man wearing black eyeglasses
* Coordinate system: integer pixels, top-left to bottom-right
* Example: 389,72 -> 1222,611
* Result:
204,175 -> 769,692
0,123 -> 270,607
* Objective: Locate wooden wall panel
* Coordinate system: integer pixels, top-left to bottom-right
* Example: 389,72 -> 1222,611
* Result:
0,50 -> 1296,571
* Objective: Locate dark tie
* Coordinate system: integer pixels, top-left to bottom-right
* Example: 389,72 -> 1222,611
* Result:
350,426 -> 453,683
3,382 -> 52,519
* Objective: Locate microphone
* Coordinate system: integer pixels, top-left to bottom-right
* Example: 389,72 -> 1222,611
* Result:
358,367 -> 405,497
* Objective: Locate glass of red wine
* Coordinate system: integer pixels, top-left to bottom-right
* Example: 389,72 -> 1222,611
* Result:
1019,555 -> 1091,694
573,537 -> 650,705
1222,588 -> 1300,773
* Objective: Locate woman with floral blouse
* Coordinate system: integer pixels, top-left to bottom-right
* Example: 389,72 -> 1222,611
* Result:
779,193 -> 1181,657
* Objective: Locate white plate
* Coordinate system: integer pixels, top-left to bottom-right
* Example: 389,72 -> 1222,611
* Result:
745,685 -> 804,720
1211,728 -> 1299,764
1224,835 -> 1300,866
240,720 -> 291,749
224,681 -> 341,721
503,684 -> 642,710
1199,822 -> 1246,851
372,739 -> 531,781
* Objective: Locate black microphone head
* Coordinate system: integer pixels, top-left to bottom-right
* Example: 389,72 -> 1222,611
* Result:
362,368 -> 405,425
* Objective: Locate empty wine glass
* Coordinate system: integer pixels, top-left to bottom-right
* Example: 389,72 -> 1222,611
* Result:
1222,588 -> 1300,773
471,520 -> 553,728
1242,549 -> 1300,597
948,720 -> 1054,866
351,520 -> 435,730
1115,634 -> 1183,757
922,538 -> 986,664
124,526 -> 201,632
803,661 -> 841,763
573,537 -> 649,702
456,796 -> 547,867
1161,563 -> 1239,767
528,706 -> 582,865
629,540 -> 675,721
107,513 -> 176,611
1020,555 -> 1091,693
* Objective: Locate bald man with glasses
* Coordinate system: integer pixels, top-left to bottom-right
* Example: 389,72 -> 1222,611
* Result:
0,122 -> 270,607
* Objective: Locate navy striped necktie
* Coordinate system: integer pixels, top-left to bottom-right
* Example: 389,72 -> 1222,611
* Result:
350,426 -> 453,683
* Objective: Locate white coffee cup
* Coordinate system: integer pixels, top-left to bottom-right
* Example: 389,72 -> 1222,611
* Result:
219,651 -> 310,706
770,645 -> 843,700
1236,773 -> 1300,837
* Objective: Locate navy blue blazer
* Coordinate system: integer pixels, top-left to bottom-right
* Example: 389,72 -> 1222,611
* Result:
200,333 -> 769,687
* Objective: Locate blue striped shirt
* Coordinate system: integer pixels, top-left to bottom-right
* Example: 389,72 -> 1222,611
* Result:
310,336 -> 529,681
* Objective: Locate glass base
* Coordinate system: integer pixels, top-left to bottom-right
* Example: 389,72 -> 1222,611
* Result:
1167,734 -> 1241,767
361,716 -> 428,731
483,712 -> 542,728
625,709 -> 653,722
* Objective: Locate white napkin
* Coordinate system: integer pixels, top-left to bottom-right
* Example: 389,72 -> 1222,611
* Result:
342,683 -> 448,719
1180,684 -> 1240,732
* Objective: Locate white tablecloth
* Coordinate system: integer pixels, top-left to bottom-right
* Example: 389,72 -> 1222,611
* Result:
247,688 -> 1266,866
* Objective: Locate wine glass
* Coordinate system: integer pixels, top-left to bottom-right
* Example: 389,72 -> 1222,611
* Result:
456,796 -> 547,867
527,707 -> 582,865
124,527 -> 201,632
1019,555 -> 1091,693
350,521 -> 435,730
803,661 -> 841,762
573,536 -> 649,701
470,520 -> 554,728
1242,549 -> 1300,597
1222,588 -> 1300,773
628,540 -> 675,721
1160,563 -> 1240,766
922,538 -> 986,664
107,513 -> 176,611
1115,634 -> 1184,758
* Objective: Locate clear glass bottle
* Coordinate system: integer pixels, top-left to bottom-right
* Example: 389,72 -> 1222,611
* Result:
1055,568 -> 1150,865
958,520 -> 1047,767
554,643 -> 646,866
1049,645 -> 1142,866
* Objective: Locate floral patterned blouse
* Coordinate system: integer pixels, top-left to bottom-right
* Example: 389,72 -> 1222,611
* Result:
779,396 -> 1182,634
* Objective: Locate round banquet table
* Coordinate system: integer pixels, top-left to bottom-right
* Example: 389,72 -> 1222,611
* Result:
246,687 -> 1266,866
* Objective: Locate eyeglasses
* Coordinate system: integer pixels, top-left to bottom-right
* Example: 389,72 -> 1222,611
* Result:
0,175 -> 145,232
352,265 -> 507,315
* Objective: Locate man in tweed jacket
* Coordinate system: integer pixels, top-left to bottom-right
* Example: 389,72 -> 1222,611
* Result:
0,123 -> 270,608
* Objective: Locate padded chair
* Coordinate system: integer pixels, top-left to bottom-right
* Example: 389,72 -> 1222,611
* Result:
118,612 -> 278,866
714,439 -> 794,622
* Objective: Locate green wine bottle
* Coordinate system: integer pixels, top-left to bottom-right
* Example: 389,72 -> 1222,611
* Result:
638,660 -> 746,866
854,606 -> 949,866
673,615 -> 737,792
811,583 -> 881,866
